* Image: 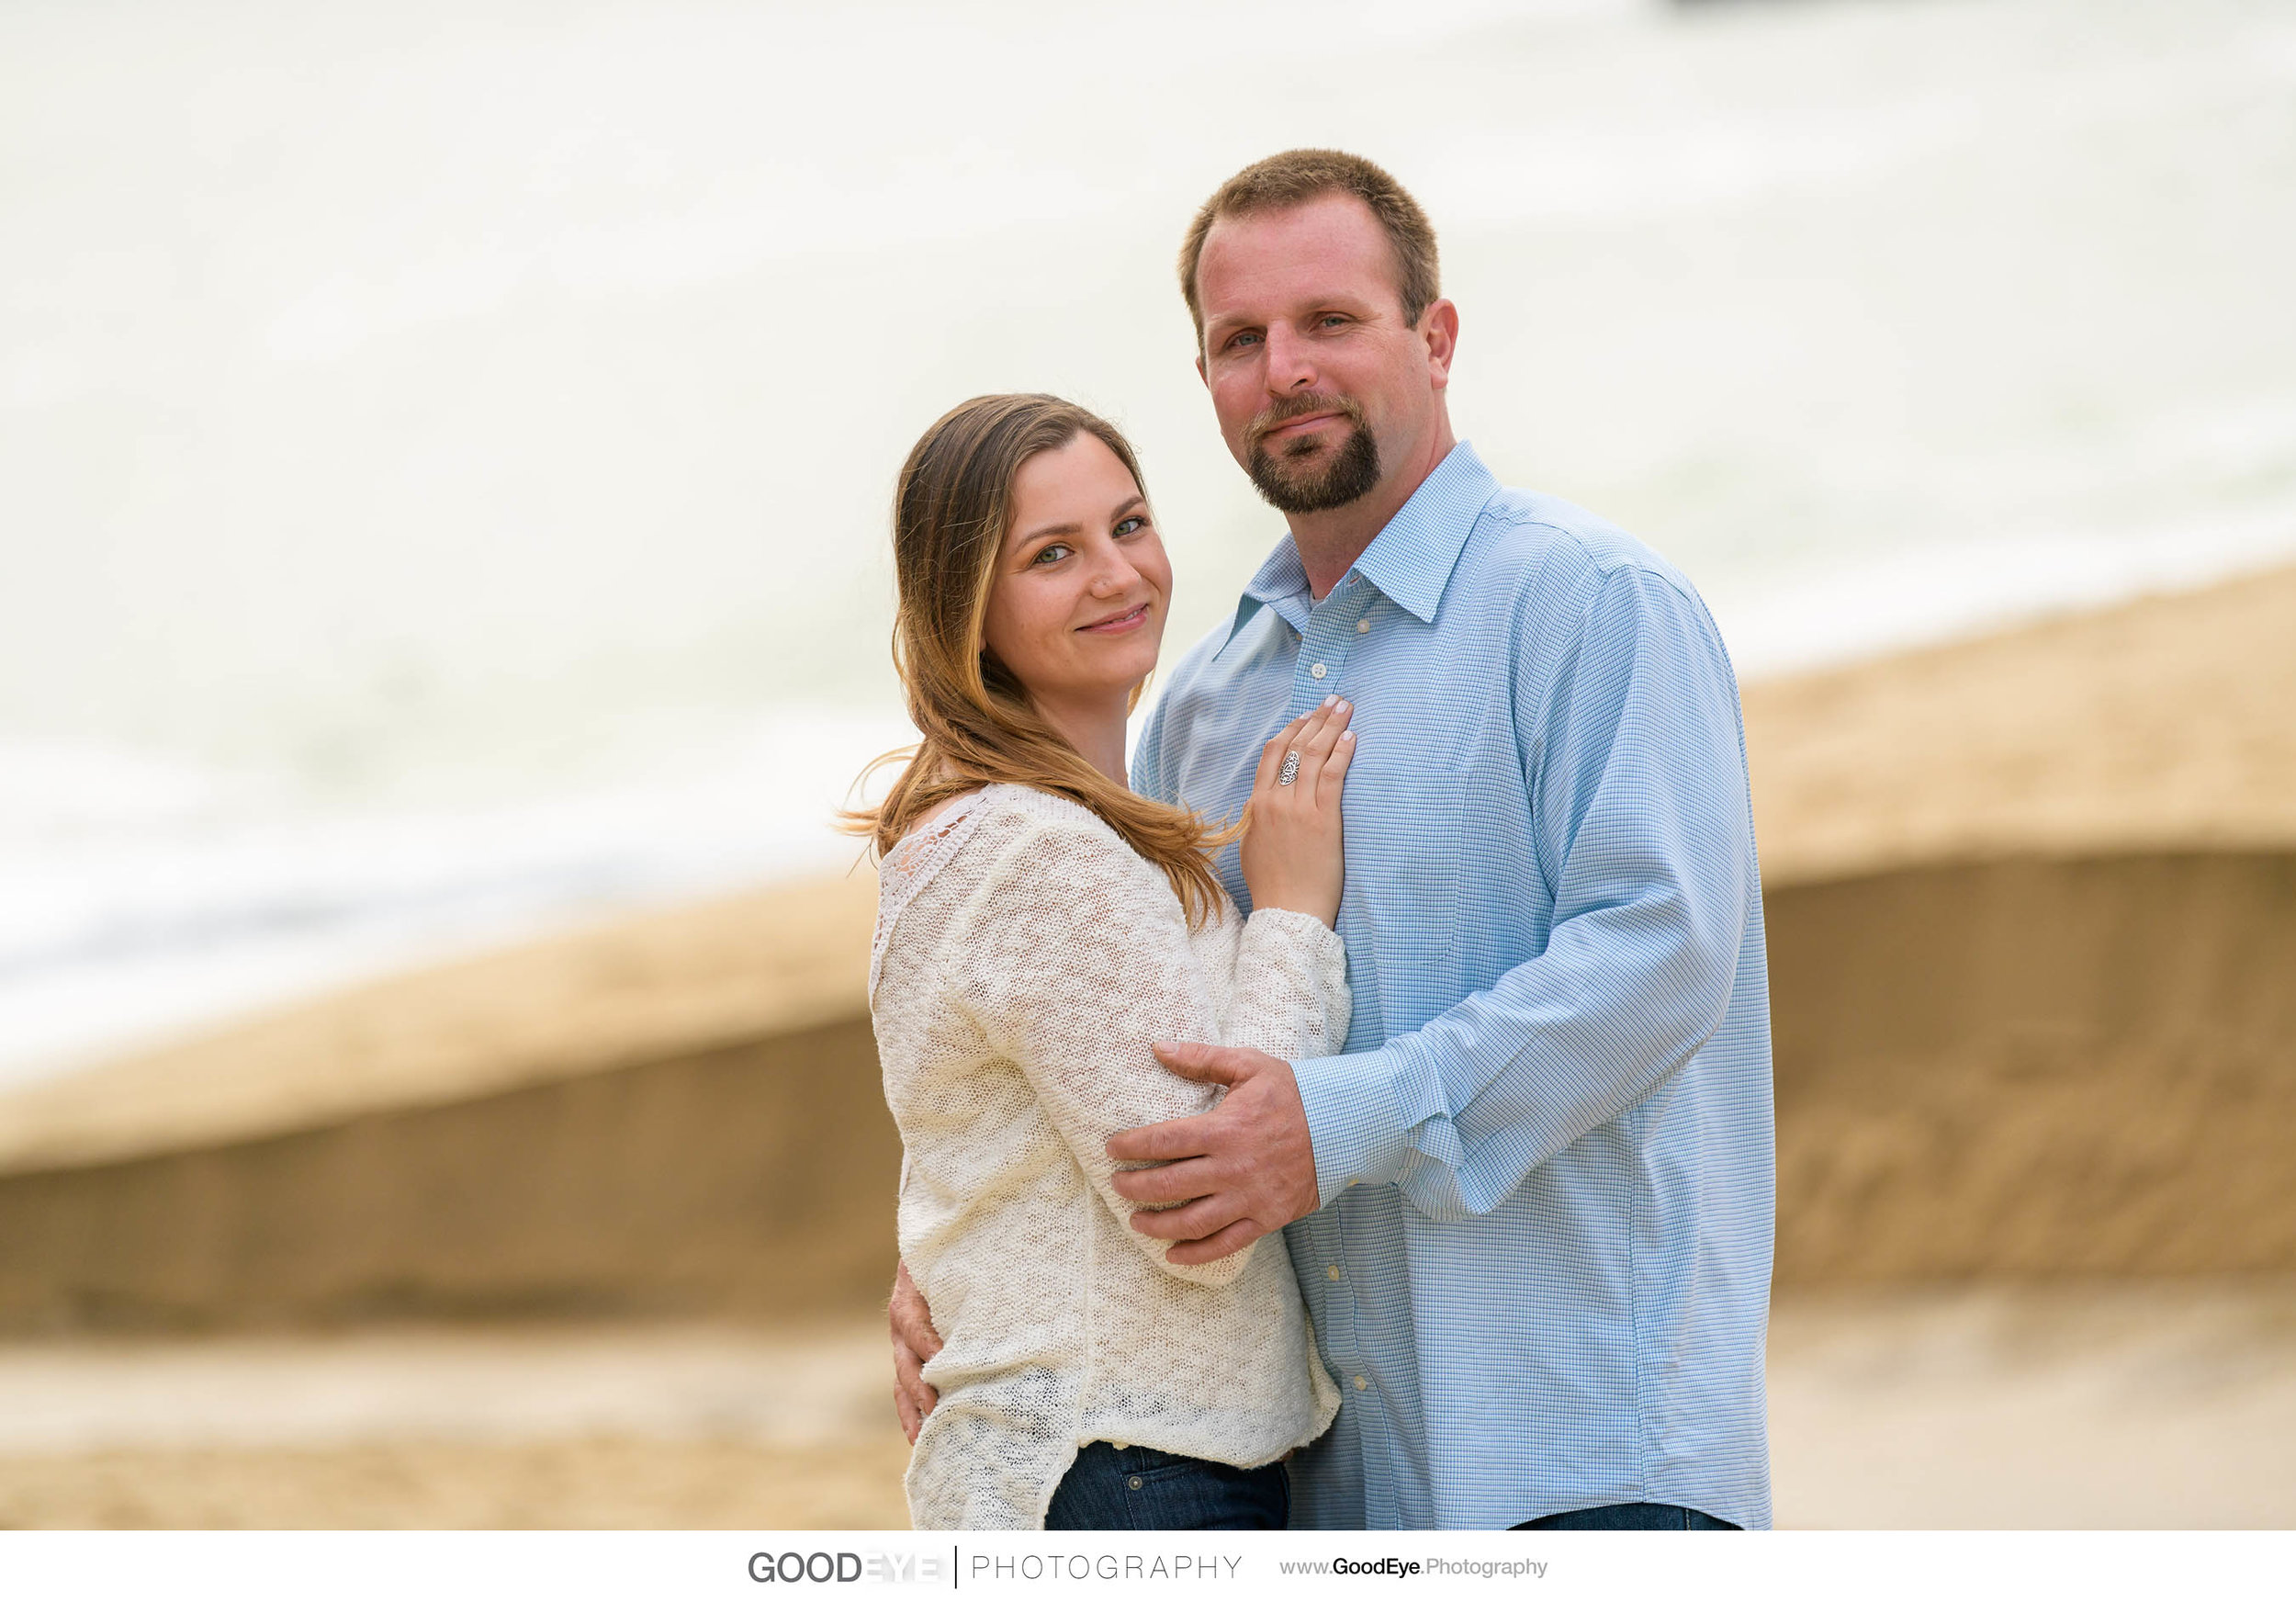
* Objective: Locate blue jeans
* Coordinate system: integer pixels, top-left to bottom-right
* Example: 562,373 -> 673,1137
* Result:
1514,1502 -> 1739,1530
1044,1442 -> 1290,1530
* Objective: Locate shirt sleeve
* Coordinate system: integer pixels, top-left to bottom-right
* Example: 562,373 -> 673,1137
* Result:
963,817 -> 1345,1284
1291,561 -> 1757,1220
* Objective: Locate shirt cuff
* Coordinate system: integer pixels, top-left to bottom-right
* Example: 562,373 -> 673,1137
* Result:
1293,1046 -> 1412,1203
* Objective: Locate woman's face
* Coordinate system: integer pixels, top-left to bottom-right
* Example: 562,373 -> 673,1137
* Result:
979,433 -> 1172,710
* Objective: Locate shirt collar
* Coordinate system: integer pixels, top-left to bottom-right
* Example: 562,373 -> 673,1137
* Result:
1220,441 -> 1499,652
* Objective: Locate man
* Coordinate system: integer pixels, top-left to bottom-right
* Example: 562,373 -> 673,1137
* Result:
892,149 -> 1773,1531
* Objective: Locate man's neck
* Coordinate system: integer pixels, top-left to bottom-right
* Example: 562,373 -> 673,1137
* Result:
1287,416 -> 1458,600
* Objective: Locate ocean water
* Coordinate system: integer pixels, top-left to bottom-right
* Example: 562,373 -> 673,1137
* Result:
5,0 -> 2294,1087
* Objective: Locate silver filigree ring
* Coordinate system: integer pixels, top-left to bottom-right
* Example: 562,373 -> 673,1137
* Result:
1277,750 -> 1301,786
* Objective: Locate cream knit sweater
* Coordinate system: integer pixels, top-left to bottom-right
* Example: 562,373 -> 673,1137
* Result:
869,784 -> 1346,1531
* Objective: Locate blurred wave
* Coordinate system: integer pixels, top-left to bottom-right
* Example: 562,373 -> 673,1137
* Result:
0,710 -> 907,1088
5,0 -> 2293,1078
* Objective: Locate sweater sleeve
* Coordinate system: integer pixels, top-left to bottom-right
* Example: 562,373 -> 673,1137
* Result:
960,816 -> 1340,1288
1223,908 -> 1351,1066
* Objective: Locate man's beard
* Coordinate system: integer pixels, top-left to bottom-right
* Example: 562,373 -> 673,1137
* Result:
1245,394 -> 1382,514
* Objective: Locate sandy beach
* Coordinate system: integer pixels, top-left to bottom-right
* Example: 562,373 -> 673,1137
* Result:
2,1277 -> 2291,1531
1,565 -> 2290,1528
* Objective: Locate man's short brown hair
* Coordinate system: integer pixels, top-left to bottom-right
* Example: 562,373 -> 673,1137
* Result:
1177,149 -> 1441,347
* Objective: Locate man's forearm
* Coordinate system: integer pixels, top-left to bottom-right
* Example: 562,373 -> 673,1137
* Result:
1295,881 -> 1747,1222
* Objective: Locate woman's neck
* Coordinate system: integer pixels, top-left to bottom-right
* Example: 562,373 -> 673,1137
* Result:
1030,690 -> 1133,787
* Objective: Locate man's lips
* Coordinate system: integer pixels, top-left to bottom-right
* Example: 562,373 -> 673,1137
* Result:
1076,603 -> 1151,634
1255,411 -> 1346,445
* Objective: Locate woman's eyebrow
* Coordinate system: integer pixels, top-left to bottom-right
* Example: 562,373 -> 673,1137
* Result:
1007,520 -> 1083,555
1007,497 -> 1145,557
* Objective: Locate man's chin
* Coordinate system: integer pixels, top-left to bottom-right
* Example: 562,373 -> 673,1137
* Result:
1267,466 -> 1355,502
1246,434 -> 1382,515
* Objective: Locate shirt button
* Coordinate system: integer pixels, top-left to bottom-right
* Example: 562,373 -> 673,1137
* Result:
1353,1375 -> 1368,1391
1326,1264 -> 1342,1281
1310,662 -> 1327,680
1356,617 -> 1370,634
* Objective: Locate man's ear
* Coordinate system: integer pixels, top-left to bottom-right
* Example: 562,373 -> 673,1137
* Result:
1195,350 -> 1208,387
1420,299 -> 1459,391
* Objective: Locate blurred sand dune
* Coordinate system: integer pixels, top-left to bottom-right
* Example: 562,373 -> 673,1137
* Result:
1,565 -> 2291,1526
0,963 -> 899,1330
1770,850 -> 2296,1283
1743,563 -> 2296,883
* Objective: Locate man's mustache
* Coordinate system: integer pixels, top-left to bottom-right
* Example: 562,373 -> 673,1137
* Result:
1247,392 -> 1365,446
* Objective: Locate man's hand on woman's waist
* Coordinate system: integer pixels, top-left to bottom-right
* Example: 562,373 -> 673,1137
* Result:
1106,1042 -> 1321,1264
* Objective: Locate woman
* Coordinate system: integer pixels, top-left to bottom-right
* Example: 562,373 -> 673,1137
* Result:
854,393 -> 1354,1530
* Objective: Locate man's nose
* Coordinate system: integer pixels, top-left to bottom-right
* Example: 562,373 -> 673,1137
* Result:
1261,323 -> 1317,393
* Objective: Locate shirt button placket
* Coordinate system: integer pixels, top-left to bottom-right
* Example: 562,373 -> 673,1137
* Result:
1294,599 -> 1359,712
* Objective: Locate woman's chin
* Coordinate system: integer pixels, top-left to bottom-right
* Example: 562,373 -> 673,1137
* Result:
1027,637 -> 1163,708
1084,638 -> 1162,686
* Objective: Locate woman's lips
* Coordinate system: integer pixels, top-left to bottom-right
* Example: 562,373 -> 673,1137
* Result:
1077,603 -> 1151,635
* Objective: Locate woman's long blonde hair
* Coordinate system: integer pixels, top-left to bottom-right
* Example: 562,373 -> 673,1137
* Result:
845,393 -> 1231,927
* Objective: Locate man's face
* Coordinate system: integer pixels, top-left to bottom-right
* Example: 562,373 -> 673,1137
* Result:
1193,194 -> 1446,516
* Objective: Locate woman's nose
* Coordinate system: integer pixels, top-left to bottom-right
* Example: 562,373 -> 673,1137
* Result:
1087,547 -> 1140,597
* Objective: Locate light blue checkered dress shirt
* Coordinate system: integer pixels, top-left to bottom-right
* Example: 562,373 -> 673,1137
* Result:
1133,443 -> 1774,1531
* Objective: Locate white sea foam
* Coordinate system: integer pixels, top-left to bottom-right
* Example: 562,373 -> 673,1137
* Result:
0,711 -> 913,1090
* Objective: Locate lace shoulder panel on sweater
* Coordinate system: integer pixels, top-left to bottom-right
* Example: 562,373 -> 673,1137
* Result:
871,788 -> 990,999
